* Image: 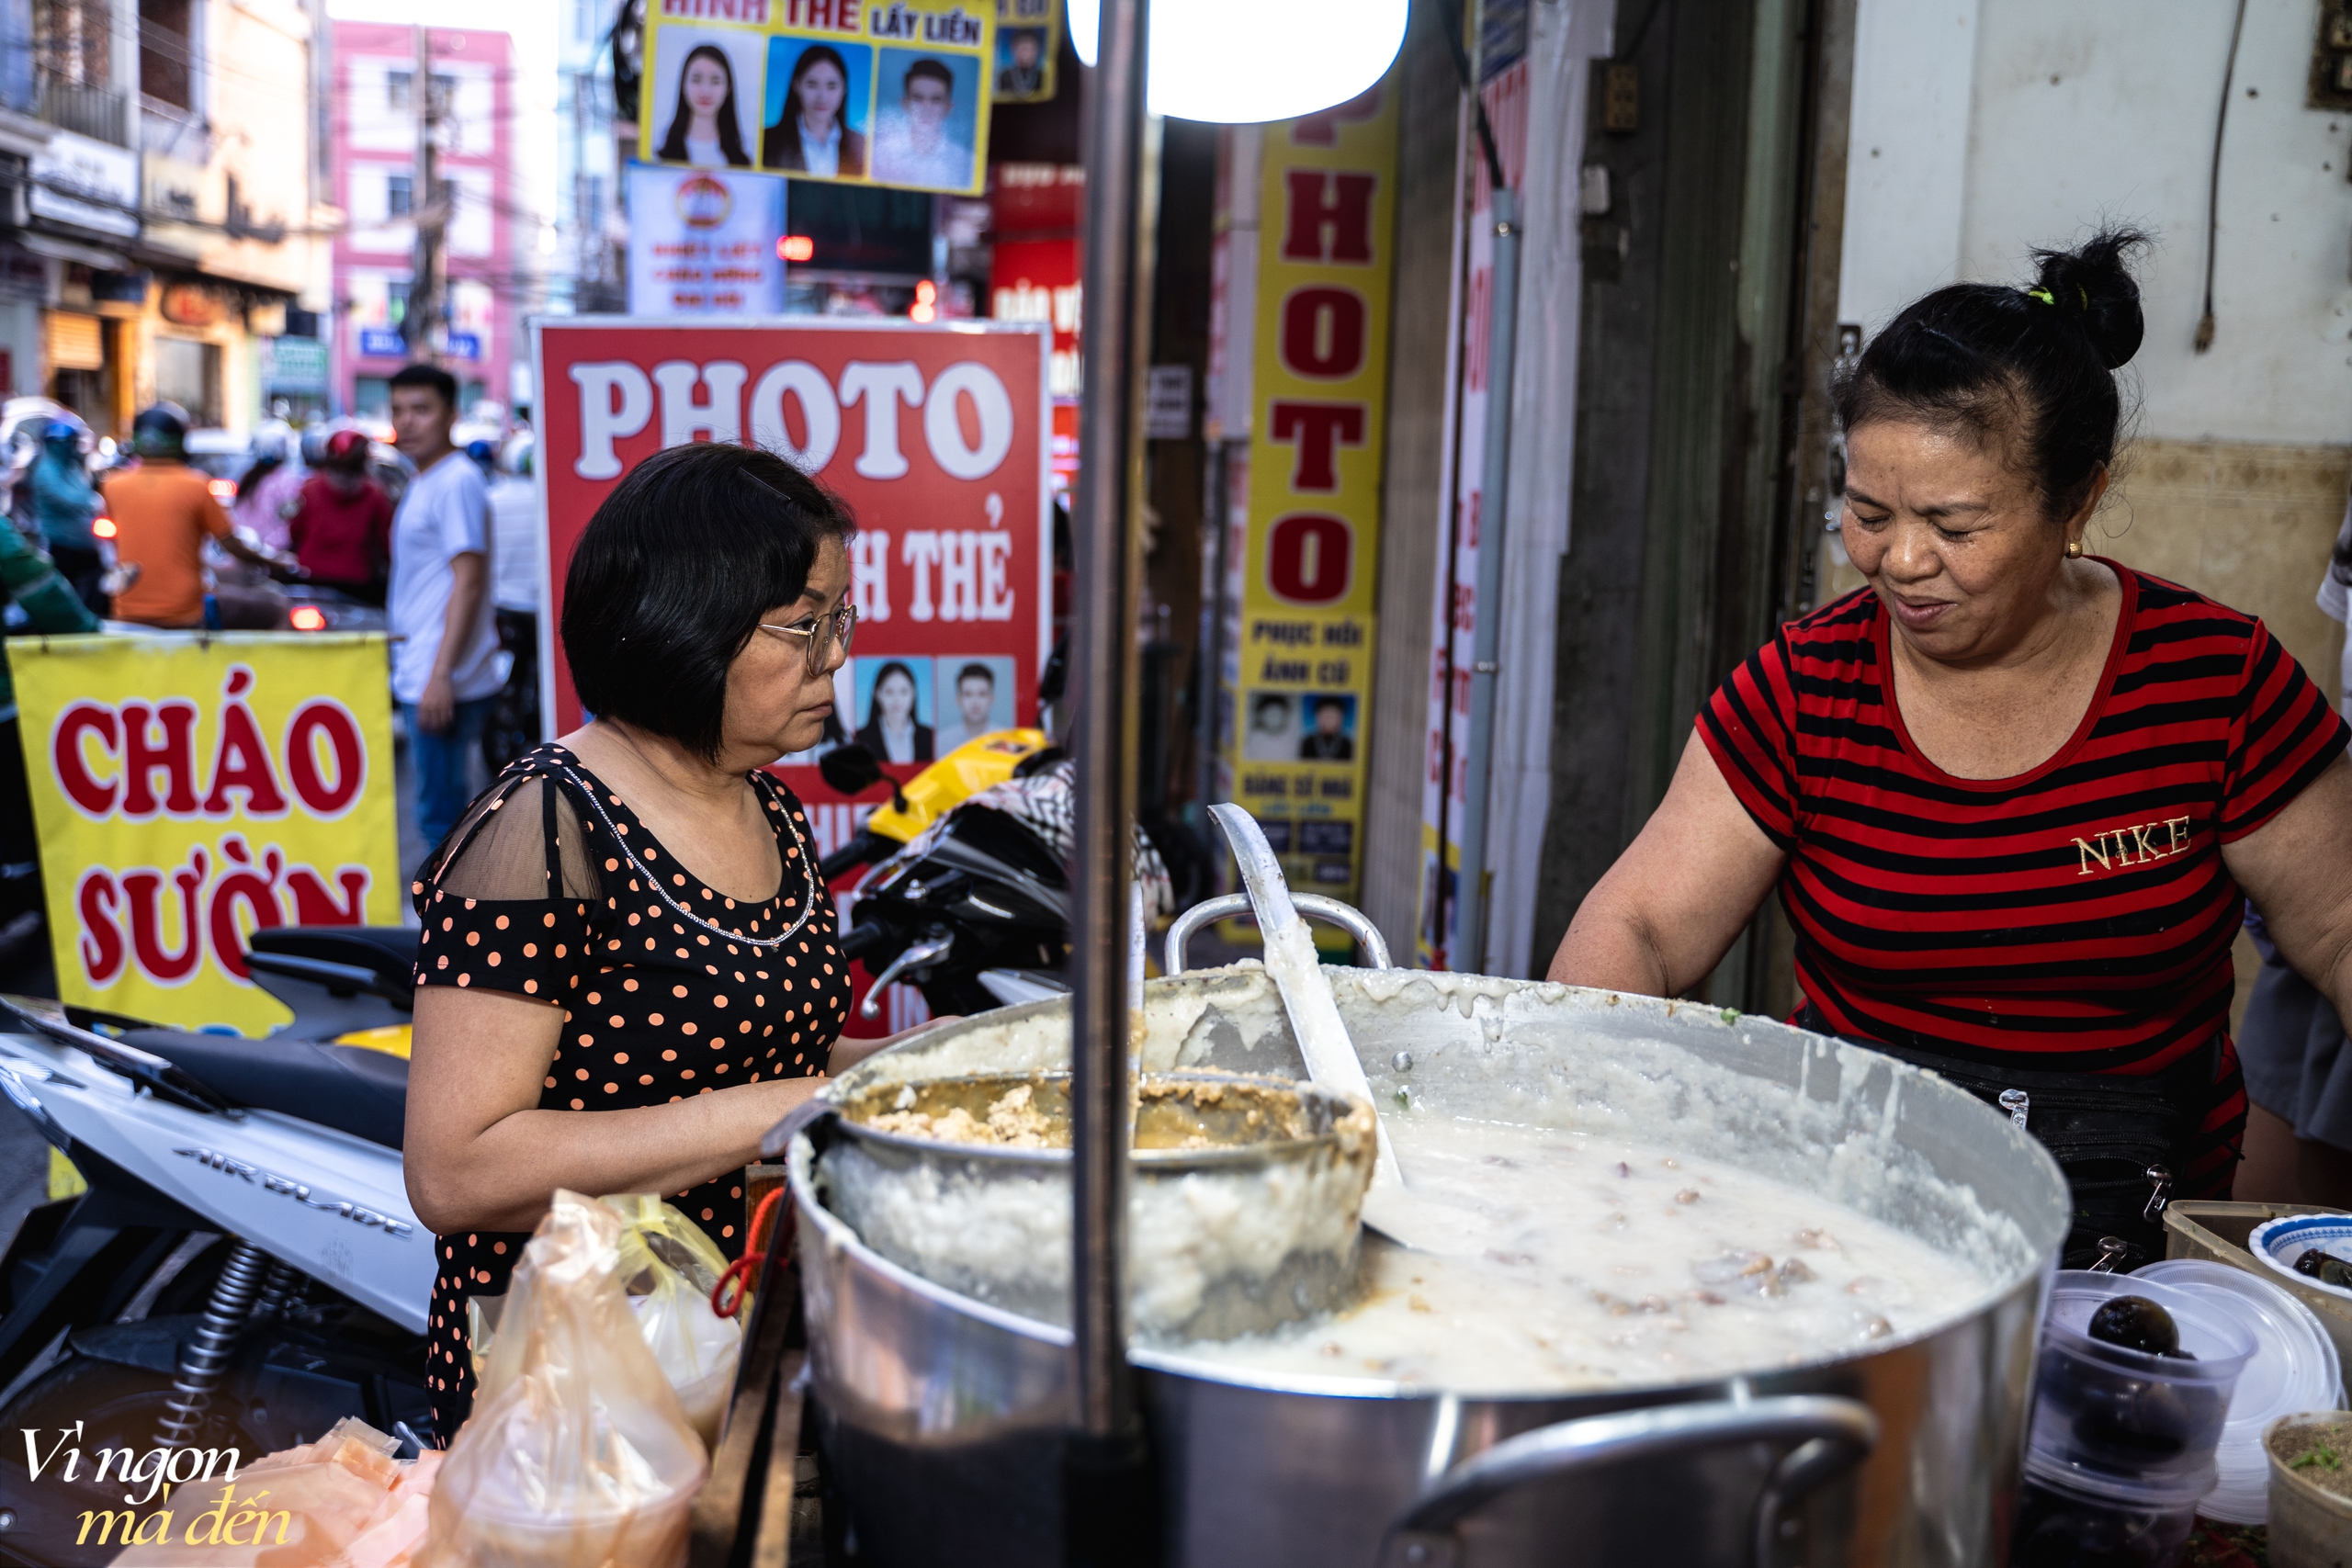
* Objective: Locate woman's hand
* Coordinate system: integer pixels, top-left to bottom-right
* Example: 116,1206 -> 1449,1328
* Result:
2225,752 -> 2352,1024
403,986 -> 827,1235
1547,731 -> 1787,996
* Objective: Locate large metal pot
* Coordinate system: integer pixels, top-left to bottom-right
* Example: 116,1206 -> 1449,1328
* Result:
784,966 -> 2070,1567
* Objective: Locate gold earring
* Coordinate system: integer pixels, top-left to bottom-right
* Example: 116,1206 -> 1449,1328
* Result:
2065,538 -> 2084,559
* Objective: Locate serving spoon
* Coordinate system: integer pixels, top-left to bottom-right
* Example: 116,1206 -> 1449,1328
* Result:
1208,805 -> 1483,1256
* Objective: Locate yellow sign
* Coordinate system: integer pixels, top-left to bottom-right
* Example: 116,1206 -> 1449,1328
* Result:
1224,85 -> 1399,902
991,0 -> 1057,104
639,0 -> 994,197
15,633 -> 402,1034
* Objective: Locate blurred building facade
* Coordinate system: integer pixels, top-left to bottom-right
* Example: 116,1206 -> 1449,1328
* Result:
551,0 -> 623,315
0,0 -> 339,437
328,21 -> 520,423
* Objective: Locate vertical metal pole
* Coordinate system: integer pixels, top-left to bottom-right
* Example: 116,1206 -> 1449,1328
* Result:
1066,0 -> 1158,1562
1449,186 -> 1521,974
1193,436 -> 1229,841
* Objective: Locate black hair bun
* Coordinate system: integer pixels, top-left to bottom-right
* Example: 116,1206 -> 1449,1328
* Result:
2030,227 -> 2151,371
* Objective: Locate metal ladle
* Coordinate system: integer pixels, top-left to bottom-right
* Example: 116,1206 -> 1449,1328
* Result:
1206,804 -> 1486,1255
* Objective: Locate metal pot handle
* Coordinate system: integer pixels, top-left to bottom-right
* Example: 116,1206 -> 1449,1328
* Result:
1165,892 -> 1393,975
1378,1393 -> 1879,1568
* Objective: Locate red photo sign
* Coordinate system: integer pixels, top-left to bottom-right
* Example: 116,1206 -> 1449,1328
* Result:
530,318 -> 1053,863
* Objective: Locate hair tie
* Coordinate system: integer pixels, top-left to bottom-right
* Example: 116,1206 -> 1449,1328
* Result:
2024,285 -> 2090,309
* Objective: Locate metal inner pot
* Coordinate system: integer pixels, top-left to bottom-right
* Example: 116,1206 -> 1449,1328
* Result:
784,966 -> 2072,1568
817,1069 -> 1375,1340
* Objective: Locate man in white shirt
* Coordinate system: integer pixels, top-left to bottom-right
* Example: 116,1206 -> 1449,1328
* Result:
387,364 -> 503,855
872,59 -> 973,190
933,661 -> 999,752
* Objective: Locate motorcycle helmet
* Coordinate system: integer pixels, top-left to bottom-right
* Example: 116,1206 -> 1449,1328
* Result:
323,428 -> 370,469
42,419 -> 80,446
130,401 -> 191,461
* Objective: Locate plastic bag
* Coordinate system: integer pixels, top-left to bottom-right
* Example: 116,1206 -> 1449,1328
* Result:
421,1190 -> 707,1568
605,1194 -> 743,1449
467,1197 -> 742,1450
110,1416 -> 431,1567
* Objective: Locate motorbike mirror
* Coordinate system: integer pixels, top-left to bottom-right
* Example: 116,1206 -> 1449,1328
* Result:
820,742 -> 912,813
820,743 -> 886,795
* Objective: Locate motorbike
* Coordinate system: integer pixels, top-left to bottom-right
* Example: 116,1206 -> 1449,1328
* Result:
819,730 -> 1078,1017
0,924 -> 425,1567
0,736 -> 1159,1562
818,730 -> 1171,1018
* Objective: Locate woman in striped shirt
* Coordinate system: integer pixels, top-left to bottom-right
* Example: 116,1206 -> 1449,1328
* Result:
1549,230 -> 2352,1267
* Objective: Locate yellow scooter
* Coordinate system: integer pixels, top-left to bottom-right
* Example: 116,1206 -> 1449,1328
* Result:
816,728 -> 1057,879
817,729 -> 1083,1017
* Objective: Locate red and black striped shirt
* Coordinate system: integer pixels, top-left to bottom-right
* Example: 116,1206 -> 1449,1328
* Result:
1702,565 -> 2347,1077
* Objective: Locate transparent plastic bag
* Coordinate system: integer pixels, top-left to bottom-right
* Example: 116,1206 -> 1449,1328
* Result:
110,1416 -> 424,1567
464,1197 -> 743,1449
421,1190 -> 707,1568
605,1194 -> 743,1449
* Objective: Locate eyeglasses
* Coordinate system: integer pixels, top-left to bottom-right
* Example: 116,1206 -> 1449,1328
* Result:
759,603 -> 858,674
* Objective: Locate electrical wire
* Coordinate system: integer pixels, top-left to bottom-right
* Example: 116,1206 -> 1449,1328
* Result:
2197,0 -> 2250,354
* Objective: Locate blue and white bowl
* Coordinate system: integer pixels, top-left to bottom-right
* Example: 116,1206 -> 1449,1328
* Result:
2249,1213 -> 2352,1303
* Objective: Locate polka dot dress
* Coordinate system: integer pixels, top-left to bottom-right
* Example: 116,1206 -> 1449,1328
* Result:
412,744 -> 849,1437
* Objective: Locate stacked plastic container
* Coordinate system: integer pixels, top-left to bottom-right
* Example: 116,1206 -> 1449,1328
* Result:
2013,1272 -> 2256,1567
2138,1258 -> 2346,1524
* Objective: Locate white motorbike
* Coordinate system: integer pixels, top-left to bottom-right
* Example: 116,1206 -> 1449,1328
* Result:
0,928 -> 430,1566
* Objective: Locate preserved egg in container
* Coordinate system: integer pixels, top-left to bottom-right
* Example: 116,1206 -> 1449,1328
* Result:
2027,1272 -> 2255,1490
2010,1457 -> 2211,1568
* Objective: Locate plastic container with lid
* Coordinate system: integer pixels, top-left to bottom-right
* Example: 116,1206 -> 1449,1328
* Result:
2027,1271 -> 2256,1489
2138,1258 -> 2345,1525
2010,1456 -> 2211,1568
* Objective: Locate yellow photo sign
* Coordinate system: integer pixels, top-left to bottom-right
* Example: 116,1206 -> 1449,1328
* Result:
992,0 -> 1057,105
1224,85 -> 1399,903
15,633 -> 402,1034
640,0 -> 994,197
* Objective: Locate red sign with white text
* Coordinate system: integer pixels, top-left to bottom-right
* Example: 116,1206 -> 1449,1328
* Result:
530,318 -> 1052,872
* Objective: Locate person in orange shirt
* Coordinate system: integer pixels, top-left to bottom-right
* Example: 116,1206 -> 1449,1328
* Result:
101,402 -> 283,628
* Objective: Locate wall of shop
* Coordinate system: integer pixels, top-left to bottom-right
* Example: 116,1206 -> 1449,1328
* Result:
1838,0 -> 2352,700
130,0 -> 330,432
330,24 -> 520,423
1353,0 -> 1605,977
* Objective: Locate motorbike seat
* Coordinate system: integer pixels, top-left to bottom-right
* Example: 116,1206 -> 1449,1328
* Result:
119,1029 -> 408,1150
246,925 -> 420,1004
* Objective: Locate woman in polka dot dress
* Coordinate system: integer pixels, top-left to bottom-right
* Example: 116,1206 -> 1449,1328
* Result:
403,442 -> 900,1437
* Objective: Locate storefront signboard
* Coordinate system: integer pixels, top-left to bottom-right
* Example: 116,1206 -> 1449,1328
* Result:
532,317 -> 1051,1028
625,162 -> 790,316
1216,86 -> 1398,908
14,633 -> 403,1034
638,0 -> 993,197
991,0 -> 1057,104
260,335 -> 330,393
988,163 -> 1081,491
29,131 -> 140,241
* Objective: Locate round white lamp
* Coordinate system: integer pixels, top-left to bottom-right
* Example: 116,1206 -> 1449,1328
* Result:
1066,0 -> 1408,123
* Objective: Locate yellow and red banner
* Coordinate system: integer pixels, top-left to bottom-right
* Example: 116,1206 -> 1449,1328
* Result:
1221,86 -> 1399,902
16,633 -> 402,1033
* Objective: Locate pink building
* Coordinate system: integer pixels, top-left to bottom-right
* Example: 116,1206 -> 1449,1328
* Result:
330,23 -> 519,421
